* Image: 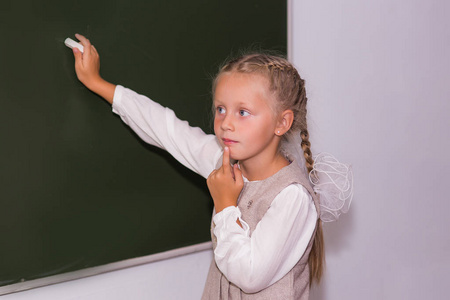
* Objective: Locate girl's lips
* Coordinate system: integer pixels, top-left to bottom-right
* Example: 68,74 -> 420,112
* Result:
222,138 -> 237,145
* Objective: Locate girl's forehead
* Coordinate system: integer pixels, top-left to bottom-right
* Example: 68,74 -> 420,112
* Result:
214,72 -> 277,109
215,72 -> 271,98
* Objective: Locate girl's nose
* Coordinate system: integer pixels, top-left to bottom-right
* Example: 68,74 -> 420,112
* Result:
221,115 -> 234,131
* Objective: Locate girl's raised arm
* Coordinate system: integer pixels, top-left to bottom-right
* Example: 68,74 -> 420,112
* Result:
72,34 -> 116,104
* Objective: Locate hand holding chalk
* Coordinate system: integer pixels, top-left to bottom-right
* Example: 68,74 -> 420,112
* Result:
68,34 -> 116,104
70,34 -> 100,89
64,38 -> 84,53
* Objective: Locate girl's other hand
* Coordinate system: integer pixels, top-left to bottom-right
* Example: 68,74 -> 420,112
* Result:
207,147 -> 244,213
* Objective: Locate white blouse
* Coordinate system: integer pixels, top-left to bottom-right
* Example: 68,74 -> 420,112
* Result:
112,85 -> 317,293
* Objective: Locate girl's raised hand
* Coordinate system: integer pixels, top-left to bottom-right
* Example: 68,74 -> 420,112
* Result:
72,34 -> 101,89
207,147 -> 244,213
71,34 -> 116,104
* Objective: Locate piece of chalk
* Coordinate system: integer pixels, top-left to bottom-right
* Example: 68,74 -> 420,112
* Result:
64,38 -> 84,53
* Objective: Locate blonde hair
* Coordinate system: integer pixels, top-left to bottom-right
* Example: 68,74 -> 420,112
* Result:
213,52 -> 325,285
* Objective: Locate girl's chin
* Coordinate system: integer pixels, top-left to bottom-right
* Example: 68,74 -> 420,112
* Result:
222,151 -> 237,162
229,154 -> 242,162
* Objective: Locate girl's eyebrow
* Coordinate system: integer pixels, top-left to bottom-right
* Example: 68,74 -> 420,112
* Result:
214,98 -> 255,109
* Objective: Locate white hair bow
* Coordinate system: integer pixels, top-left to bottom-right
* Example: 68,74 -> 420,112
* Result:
281,132 -> 354,222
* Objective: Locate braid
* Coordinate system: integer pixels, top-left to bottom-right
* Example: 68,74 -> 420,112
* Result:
297,81 -> 315,175
300,129 -> 314,174
266,60 -> 293,72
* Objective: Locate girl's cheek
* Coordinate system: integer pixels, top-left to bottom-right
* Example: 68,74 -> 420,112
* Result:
214,117 -> 222,129
213,121 -> 220,136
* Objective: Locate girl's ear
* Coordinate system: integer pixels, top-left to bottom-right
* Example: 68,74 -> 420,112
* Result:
275,109 -> 294,136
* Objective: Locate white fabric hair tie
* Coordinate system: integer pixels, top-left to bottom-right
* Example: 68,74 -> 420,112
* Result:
281,132 -> 354,222
310,153 -> 353,222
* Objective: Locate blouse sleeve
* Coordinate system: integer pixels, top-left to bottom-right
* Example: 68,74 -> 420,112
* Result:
112,85 -> 223,179
212,183 -> 318,293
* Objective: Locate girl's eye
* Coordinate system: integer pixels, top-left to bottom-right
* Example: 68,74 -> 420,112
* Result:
239,110 -> 250,117
216,107 -> 226,114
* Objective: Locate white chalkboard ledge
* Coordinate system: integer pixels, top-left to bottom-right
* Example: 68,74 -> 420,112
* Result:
0,241 -> 212,296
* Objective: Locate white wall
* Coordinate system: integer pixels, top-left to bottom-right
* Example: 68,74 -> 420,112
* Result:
291,0 -> 450,299
4,1 -> 450,299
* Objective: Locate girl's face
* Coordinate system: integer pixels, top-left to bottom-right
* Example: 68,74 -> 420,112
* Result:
214,72 -> 281,165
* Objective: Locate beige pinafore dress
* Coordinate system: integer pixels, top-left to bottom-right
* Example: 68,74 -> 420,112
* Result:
202,161 -> 320,300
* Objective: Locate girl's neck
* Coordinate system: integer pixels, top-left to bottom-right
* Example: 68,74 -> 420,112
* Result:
239,152 -> 289,181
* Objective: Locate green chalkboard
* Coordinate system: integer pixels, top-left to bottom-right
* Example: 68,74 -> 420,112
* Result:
0,0 -> 286,287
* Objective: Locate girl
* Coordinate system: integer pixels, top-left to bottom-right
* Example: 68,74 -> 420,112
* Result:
71,34 -> 352,299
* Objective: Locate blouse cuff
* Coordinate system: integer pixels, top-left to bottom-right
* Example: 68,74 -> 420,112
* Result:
213,206 -> 250,236
112,85 -> 125,114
